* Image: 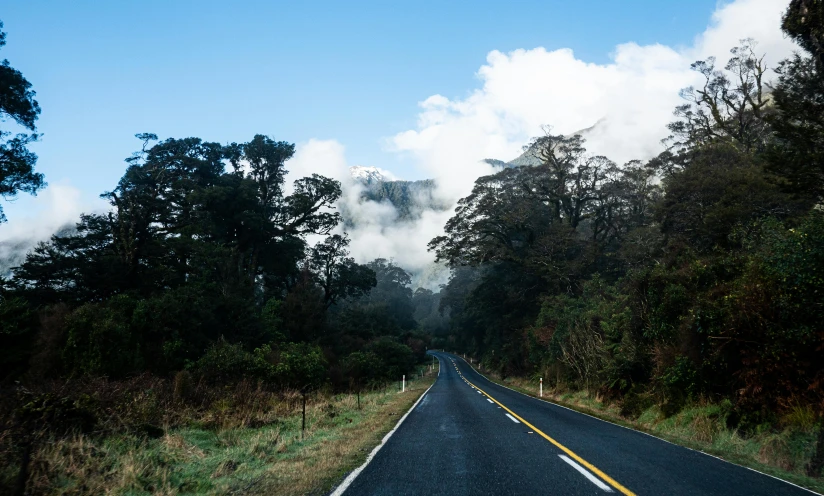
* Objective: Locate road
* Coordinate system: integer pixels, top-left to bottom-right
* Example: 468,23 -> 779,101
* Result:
338,351 -> 816,496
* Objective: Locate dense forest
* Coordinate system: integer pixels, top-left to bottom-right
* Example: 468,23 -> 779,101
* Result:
0,15 -> 436,414
0,127 -> 436,387
432,1 -> 824,461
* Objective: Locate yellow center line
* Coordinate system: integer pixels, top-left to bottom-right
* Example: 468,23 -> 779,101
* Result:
457,370 -> 635,496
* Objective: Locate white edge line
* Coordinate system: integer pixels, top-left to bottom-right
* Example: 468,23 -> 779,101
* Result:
446,353 -> 823,496
330,365 -> 438,496
505,413 -> 521,424
559,455 -> 614,492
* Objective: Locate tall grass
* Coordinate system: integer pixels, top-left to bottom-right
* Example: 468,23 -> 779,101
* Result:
0,372 -> 435,495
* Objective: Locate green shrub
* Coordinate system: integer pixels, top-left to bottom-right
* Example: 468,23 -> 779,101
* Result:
661,356 -> 699,415
192,340 -> 272,384
0,296 -> 38,380
272,342 -> 327,390
620,387 -> 655,419
15,390 -> 97,434
62,296 -> 142,377
367,338 -> 415,382
261,298 -> 286,343
343,351 -> 382,386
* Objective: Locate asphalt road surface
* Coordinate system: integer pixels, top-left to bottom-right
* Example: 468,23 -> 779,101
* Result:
338,351 -> 817,496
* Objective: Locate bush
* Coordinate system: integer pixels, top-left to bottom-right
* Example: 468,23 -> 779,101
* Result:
15,390 -> 97,434
173,370 -> 193,401
0,297 -> 38,380
342,351 -> 382,387
191,340 -> 272,384
62,296 -> 142,377
261,298 -> 286,343
367,338 -> 415,382
272,342 -> 327,390
620,386 -> 655,419
660,356 -> 699,415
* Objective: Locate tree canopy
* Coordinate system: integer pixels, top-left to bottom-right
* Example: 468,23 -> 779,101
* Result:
0,20 -> 44,223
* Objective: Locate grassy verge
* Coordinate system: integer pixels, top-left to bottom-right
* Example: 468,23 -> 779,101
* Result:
9,373 -> 435,496
463,361 -> 824,495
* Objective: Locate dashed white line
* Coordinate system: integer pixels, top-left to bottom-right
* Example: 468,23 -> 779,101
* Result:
486,399 -> 494,404
505,413 -> 520,424
558,455 -> 614,492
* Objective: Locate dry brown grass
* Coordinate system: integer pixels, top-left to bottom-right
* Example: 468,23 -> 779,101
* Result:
3,372 -> 435,495
259,379 -> 433,496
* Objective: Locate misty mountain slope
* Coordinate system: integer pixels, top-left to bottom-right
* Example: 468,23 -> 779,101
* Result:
348,166 -> 450,221
360,179 -> 448,219
0,222 -> 76,278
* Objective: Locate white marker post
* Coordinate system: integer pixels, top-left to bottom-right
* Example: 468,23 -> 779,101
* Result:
402,375 -> 406,392
540,377 -> 543,397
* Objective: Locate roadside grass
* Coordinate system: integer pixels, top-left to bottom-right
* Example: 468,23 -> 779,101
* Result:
15,374 -> 434,496
464,363 -> 824,495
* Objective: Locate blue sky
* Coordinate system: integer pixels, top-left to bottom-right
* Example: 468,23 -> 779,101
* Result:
2,0 -> 719,203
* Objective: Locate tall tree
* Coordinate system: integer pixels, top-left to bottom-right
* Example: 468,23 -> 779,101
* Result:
665,40 -> 771,157
0,20 -> 44,223
767,1 -> 824,198
306,234 -> 376,308
783,0 -> 824,68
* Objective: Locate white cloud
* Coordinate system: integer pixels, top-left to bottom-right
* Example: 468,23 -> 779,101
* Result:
391,0 -> 798,205
0,182 -> 108,273
284,139 -> 450,289
285,138 -> 352,191
694,0 -> 795,65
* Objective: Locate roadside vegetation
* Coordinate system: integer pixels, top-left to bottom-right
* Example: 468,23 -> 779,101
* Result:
466,362 -> 823,493
0,371 -> 435,495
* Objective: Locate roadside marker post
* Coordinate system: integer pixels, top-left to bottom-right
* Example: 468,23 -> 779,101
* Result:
402,375 -> 406,392
540,377 -> 543,397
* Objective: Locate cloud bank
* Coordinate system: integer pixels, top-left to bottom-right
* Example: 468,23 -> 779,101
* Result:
0,182 -> 107,275
393,0 -> 796,202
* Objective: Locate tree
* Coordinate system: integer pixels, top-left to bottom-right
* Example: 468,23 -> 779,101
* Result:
7,133 -> 347,374
665,40 -> 771,157
271,342 -> 327,390
657,145 -> 808,251
0,20 -> 45,223
343,350 -> 381,388
782,0 -> 824,69
0,296 -> 37,379
767,3 -> 824,198
364,259 -> 416,330
367,338 -> 415,382
306,234 -> 376,308
281,268 -> 327,342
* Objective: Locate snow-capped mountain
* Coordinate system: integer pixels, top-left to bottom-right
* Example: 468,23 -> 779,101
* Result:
349,166 -> 396,185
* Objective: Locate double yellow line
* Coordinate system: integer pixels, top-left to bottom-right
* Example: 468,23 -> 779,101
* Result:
454,364 -> 635,496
